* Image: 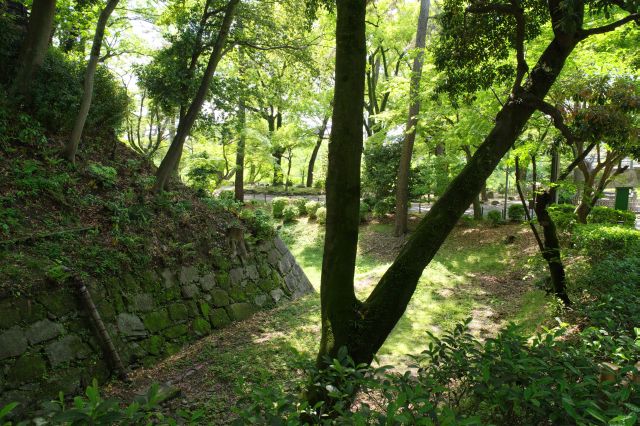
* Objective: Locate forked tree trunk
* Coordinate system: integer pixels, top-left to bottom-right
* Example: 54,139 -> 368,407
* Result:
318,0 -> 579,366
153,0 -> 240,193
63,0 -> 120,164
394,0 -> 430,236
306,113 -> 330,188
11,0 -> 57,102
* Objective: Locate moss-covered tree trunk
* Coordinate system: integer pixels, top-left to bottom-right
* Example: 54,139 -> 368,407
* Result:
63,0 -> 120,164
318,0 -> 579,366
153,0 -> 240,193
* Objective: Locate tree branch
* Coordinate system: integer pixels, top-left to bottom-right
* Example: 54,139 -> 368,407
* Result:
579,13 -> 639,39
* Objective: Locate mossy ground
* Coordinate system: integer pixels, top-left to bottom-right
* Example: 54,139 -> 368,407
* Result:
106,217 -> 552,424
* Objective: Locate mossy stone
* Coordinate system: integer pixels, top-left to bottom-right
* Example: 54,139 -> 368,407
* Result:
192,318 -> 211,336
0,300 -> 20,329
210,289 -> 230,307
165,342 -> 181,356
168,304 -> 189,321
163,286 -> 181,302
142,335 -> 165,356
139,270 -> 160,292
143,310 -> 171,333
229,287 -> 247,303
96,301 -> 116,322
216,272 -> 230,290
16,298 -> 48,322
198,301 -> 210,318
226,303 -> 256,322
209,308 -> 231,329
7,353 -> 46,385
163,324 -> 188,339
123,273 -> 141,292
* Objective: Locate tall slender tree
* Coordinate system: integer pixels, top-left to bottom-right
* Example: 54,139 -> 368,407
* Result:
63,0 -> 120,164
394,0 -> 430,236
153,0 -> 240,192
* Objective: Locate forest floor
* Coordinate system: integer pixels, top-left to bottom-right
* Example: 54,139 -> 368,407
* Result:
106,217 -> 551,424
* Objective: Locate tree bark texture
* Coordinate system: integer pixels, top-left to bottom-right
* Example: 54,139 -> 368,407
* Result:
153,0 -> 240,192
394,0 -> 430,236
11,0 -> 57,101
63,0 -> 120,164
317,0 -> 367,365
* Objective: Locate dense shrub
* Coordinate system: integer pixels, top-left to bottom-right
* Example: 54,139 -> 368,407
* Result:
573,224 -> 640,259
362,134 -> 402,201
305,201 -> 320,219
237,318 -> 640,425
87,162 -> 117,187
30,50 -> 128,138
359,201 -> 369,223
316,207 -> 327,224
548,204 -> 578,232
507,203 -> 525,221
293,198 -> 308,215
487,209 -> 503,225
588,206 -> 636,227
0,16 -> 127,140
282,205 -> 298,223
372,197 -> 394,219
271,197 -> 289,218
240,208 -> 275,241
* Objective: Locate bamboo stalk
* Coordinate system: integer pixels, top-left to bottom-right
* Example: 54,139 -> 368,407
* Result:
75,278 -> 128,381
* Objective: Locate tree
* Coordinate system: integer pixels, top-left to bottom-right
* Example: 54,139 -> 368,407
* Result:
153,0 -> 240,192
555,75 -> 640,222
318,0 -> 639,369
306,110 -> 330,188
394,0 -> 430,236
11,0 -> 57,101
63,0 -> 121,164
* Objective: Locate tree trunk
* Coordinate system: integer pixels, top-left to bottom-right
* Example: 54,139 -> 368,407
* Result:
534,192 -> 571,305
234,98 -> 246,202
394,0 -> 430,237
317,0 -> 366,365
11,0 -> 57,102
463,145 -> 483,219
153,0 -> 240,193
62,0 -> 120,164
318,8 -> 578,366
306,113 -> 330,188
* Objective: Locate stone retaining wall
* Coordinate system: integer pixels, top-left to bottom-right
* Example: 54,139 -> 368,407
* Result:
0,236 -> 313,416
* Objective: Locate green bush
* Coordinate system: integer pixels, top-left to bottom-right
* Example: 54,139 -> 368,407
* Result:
316,207 -> 327,225
359,202 -> 369,223
573,224 -> 640,259
239,208 -> 275,241
487,209 -> 503,225
372,198 -> 394,219
282,205 -> 298,223
236,318 -> 640,425
305,201 -> 320,219
293,198 -> 308,215
588,206 -> 636,227
271,197 -> 289,219
548,204 -> 578,232
508,203 -> 525,221
87,162 -> 117,187
30,50 -> 128,139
